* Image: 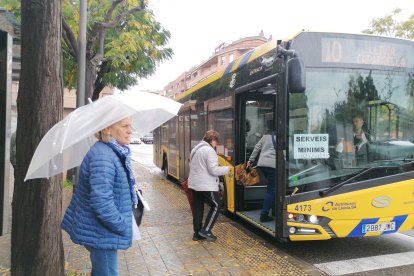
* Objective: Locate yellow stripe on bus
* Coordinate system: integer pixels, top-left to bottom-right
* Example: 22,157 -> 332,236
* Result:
218,156 -> 235,213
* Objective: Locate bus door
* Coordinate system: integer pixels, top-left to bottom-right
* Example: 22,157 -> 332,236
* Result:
236,89 -> 276,229
179,110 -> 191,181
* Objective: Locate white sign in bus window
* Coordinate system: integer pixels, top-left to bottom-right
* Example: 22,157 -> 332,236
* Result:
294,134 -> 330,159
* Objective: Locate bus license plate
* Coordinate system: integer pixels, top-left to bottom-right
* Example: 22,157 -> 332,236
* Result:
362,222 -> 395,233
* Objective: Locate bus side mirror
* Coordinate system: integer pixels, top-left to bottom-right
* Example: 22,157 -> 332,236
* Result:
288,57 -> 306,93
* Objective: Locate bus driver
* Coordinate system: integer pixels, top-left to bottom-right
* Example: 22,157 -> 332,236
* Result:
352,115 -> 371,163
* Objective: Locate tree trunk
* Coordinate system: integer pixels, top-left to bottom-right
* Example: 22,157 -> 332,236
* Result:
86,60 -> 98,101
11,0 -> 65,275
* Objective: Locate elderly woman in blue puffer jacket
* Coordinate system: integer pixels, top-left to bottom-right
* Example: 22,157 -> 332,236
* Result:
61,117 -> 136,276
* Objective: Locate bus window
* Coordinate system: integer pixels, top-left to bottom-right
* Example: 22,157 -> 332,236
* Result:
207,95 -> 234,160
190,103 -> 206,149
245,99 -> 275,162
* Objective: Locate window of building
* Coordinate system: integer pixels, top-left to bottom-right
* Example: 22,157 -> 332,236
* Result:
229,54 -> 234,63
221,56 -> 226,65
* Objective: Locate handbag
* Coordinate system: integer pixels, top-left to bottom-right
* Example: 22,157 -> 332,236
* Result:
181,178 -> 194,215
132,189 -> 145,227
235,162 -> 260,186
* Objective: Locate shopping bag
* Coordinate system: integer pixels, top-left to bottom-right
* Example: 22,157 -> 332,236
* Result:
181,178 -> 194,215
132,189 -> 150,227
133,190 -> 145,227
235,163 -> 260,186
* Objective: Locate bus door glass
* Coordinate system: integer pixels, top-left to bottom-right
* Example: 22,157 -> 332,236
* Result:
237,91 -> 276,228
184,112 -> 191,178
241,94 -> 275,163
178,110 -> 190,180
167,117 -> 178,178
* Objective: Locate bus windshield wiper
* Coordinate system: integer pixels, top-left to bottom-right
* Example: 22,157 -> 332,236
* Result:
320,159 -> 414,197
319,167 -> 373,197
289,163 -> 324,181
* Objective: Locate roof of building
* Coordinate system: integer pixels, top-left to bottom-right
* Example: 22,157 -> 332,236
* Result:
0,8 -> 20,36
0,8 -> 21,81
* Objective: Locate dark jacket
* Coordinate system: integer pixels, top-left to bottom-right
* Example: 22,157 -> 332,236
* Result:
61,141 -> 132,250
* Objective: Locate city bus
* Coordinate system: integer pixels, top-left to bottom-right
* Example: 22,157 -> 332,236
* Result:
153,31 -> 414,241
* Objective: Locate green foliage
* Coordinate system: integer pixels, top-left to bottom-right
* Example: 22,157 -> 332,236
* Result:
63,179 -> 73,189
62,0 -> 173,96
1,0 -> 20,20
99,9 -> 173,90
3,0 -> 173,95
363,8 -> 414,39
397,15 -> 414,39
333,72 -> 380,122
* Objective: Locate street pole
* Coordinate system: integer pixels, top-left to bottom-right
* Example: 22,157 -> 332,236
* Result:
74,0 -> 87,189
76,0 -> 87,108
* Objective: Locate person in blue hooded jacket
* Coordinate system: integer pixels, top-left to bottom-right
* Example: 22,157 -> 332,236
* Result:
61,117 -> 136,276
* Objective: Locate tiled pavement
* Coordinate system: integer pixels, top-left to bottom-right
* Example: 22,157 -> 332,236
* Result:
0,163 -> 321,275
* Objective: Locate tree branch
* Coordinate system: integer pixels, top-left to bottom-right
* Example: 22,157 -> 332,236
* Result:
94,60 -> 111,98
105,0 -> 124,22
101,4 -> 145,29
89,1 -> 146,65
62,18 -> 77,58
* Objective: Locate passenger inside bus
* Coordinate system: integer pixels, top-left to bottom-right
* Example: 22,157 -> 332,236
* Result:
248,120 -> 276,222
245,119 -> 262,157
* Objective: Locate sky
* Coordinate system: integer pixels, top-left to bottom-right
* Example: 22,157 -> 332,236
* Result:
126,0 -> 414,93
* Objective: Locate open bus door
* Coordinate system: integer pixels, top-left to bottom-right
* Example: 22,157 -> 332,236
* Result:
235,82 -> 277,235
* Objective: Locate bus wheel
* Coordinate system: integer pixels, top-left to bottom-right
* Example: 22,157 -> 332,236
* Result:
219,176 -> 228,215
162,156 -> 168,178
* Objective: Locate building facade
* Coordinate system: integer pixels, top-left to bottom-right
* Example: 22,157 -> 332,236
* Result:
163,31 -> 271,99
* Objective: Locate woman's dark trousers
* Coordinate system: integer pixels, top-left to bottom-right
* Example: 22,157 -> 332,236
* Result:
191,190 -> 221,233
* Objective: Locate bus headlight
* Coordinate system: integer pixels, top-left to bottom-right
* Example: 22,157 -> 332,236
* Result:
308,215 -> 319,224
288,213 -> 319,224
296,214 -> 305,222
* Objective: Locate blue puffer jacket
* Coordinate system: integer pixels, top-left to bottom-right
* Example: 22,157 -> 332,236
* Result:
61,141 -> 132,250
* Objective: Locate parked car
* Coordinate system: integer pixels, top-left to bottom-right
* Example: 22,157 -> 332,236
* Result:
130,132 -> 141,144
141,133 -> 153,144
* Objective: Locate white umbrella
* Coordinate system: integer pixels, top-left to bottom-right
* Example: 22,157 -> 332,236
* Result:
25,91 -> 182,181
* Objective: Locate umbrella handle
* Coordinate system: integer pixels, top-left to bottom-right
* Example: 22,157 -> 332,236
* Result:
136,190 -> 150,211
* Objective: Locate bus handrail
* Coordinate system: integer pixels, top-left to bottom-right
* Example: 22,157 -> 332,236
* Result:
234,73 -> 278,94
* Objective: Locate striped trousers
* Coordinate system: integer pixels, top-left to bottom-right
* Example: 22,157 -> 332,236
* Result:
191,190 -> 221,233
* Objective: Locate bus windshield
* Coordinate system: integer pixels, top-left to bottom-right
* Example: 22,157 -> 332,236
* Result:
288,67 -> 414,192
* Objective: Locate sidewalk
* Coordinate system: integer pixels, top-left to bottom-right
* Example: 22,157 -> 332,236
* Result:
0,163 -> 319,275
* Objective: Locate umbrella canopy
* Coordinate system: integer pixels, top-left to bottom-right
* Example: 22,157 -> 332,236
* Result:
25,91 -> 182,181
